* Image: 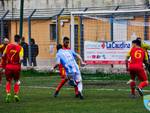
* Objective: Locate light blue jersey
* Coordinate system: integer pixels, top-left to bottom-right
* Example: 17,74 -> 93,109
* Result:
56,49 -> 80,76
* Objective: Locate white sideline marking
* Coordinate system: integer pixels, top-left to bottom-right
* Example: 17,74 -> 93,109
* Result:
21,85 -> 150,93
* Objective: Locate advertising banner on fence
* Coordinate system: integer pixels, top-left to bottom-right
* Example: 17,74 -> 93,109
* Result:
84,40 -> 150,64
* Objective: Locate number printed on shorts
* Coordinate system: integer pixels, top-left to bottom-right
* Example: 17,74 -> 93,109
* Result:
134,50 -> 142,59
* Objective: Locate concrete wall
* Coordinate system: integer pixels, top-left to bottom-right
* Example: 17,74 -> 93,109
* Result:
0,0 -> 147,10
9,16 -> 148,58
10,20 -> 52,59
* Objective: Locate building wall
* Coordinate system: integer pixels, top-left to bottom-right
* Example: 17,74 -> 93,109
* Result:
10,19 -> 54,60
83,18 -> 111,41
59,16 -> 147,42
59,22 -> 70,44
127,17 -> 145,40
9,16 -> 148,65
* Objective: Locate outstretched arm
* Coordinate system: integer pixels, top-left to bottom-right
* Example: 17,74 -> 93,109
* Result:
19,47 -> 24,62
76,53 -> 86,65
125,56 -> 129,71
53,63 -> 59,70
144,51 -> 149,64
71,50 -> 86,65
125,49 -> 131,71
50,54 -> 60,71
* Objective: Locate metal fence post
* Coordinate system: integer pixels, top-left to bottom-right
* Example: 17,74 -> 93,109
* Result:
71,13 -> 75,51
1,19 -> 3,44
28,9 -> 36,66
80,16 -> 84,60
55,8 -> 64,44
110,16 -> 114,41
144,14 -> 148,40
55,16 -> 58,43
19,0 -> 24,38
0,10 -> 9,44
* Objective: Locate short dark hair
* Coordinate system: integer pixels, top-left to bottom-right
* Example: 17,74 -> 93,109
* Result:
14,35 -> 21,42
136,39 -> 141,46
132,40 -> 141,47
132,40 -> 137,44
57,44 -> 62,51
63,37 -> 69,42
136,37 -> 141,41
22,37 -> 25,41
31,38 -> 35,44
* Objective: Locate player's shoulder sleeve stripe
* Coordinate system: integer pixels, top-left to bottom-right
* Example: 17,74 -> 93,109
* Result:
7,43 -> 12,47
142,42 -> 150,50
19,46 -> 24,58
144,51 -> 148,61
3,45 -> 9,55
126,48 -> 132,57
141,48 -> 145,51
142,48 -> 149,61
0,44 -> 4,49
0,44 -> 4,52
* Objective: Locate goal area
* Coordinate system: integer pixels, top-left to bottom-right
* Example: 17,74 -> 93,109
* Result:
70,9 -> 150,65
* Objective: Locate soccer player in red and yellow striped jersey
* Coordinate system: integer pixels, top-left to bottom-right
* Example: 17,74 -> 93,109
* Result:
3,35 -> 23,103
126,40 -> 149,97
136,37 -> 150,73
0,38 -> 9,84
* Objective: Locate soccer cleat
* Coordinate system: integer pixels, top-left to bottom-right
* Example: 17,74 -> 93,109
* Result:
5,93 -> 11,103
68,80 -> 77,87
75,94 -> 79,98
136,87 -> 143,97
78,92 -> 84,100
14,95 -> 20,102
128,94 -> 138,99
54,91 -> 59,97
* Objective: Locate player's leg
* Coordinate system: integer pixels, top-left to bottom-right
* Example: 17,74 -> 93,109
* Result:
128,64 -> 137,97
5,81 -> 12,103
59,72 -> 79,97
128,67 -> 137,98
33,57 -> 37,66
137,69 -> 149,96
68,74 -> 77,87
54,69 -> 68,97
74,82 -> 79,97
129,80 -> 137,98
5,66 -> 12,103
129,75 -> 136,95
0,75 -> 1,84
14,80 -> 20,102
13,66 -> 21,102
138,80 -> 149,89
0,59 -> 4,85
74,71 -> 83,99
54,77 -> 68,97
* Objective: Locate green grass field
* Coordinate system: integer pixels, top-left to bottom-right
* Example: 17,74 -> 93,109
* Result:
0,70 -> 149,113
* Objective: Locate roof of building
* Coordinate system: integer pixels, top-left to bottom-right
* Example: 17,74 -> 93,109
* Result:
0,4 -> 149,20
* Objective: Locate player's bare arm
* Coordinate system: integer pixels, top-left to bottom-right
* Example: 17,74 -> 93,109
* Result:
19,47 -> 24,63
125,49 -> 130,71
52,63 -> 59,71
125,56 -> 130,71
75,53 -> 86,65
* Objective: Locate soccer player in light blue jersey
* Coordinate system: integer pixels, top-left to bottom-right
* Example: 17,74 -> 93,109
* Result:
52,44 -> 86,99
